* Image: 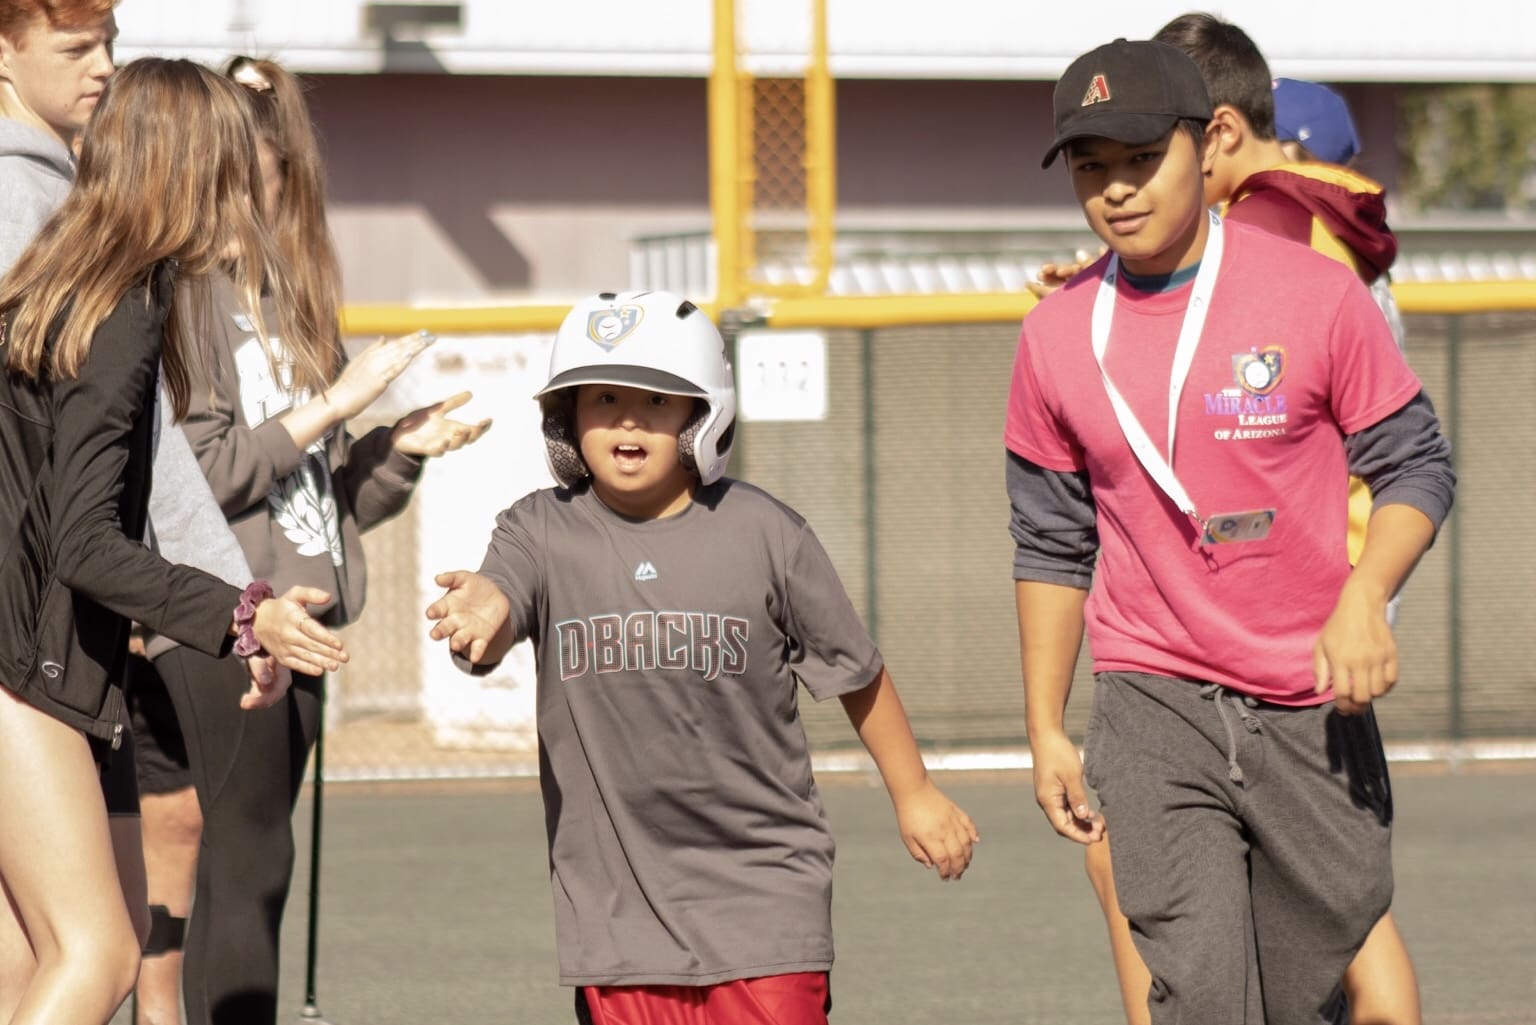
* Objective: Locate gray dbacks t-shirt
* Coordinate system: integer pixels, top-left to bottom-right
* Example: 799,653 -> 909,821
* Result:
468,477 -> 882,987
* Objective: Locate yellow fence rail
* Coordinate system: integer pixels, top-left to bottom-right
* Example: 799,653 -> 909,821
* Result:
342,281 -> 1536,338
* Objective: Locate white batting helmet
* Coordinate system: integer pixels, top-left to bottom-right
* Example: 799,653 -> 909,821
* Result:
536,290 -> 737,486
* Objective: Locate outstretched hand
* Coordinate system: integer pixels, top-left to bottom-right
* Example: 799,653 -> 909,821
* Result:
894,778 -> 981,881
251,585 -> 348,677
392,391 -> 493,457
326,330 -> 437,422
240,655 -> 293,710
425,570 -> 511,664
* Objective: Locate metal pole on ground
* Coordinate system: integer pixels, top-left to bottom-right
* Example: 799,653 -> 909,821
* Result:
1445,316 -> 1464,764
299,691 -> 333,1023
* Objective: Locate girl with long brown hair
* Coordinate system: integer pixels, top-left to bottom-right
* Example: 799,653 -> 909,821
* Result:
0,57 -> 355,1025
126,54 -> 490,1025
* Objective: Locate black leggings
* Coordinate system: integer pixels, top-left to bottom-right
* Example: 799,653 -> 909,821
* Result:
151,646 -> 322,1025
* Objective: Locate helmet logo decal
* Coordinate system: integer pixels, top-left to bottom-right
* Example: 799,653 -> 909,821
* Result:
586,306 -> 645,351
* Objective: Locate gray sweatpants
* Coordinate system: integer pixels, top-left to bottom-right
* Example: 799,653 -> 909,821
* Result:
1083,671 -> 1394,1025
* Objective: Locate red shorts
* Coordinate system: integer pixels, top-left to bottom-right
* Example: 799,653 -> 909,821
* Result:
580,972 -> 830,1025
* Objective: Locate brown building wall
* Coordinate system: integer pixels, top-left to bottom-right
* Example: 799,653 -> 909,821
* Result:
302,73 -> 1405,304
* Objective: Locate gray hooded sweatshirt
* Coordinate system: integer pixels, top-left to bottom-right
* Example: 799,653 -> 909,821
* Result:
0,118 -> 73,271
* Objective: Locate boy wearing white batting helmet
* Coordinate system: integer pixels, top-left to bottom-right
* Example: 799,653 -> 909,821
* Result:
428,290 -> 979,1025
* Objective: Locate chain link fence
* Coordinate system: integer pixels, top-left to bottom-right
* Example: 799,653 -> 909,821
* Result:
316,310 -> 1536,779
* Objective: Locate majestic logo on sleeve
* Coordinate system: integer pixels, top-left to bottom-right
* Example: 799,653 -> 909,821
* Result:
587,306 -> 644,351
1204,345 -> 1290,441
556,612 -> 750,683
1081,74 -> 1112,106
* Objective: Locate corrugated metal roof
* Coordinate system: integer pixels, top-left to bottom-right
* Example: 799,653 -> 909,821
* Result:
631,228 -> 1536,298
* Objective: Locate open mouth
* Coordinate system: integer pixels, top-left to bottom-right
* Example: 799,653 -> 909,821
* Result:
613,444 -> 647,471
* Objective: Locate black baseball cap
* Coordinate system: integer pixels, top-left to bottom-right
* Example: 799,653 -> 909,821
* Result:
1041,38 -> 1213,168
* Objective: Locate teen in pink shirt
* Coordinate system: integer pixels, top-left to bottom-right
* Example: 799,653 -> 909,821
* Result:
1009,38 -> 1453,1025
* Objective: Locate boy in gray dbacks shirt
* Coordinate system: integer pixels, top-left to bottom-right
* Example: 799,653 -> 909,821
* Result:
428,290 -> 978,1025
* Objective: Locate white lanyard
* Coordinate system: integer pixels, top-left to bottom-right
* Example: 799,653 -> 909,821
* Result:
1090,210 -> 1223,526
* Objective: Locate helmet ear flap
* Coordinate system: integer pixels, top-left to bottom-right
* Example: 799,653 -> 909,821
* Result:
541,393 -> 588,486
676,401 -> 708,478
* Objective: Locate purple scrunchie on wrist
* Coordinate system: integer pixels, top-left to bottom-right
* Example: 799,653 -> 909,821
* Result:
233,580 -> 276,657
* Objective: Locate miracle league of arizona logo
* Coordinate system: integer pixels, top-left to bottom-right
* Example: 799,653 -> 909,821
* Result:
1205,345 -> 1288,442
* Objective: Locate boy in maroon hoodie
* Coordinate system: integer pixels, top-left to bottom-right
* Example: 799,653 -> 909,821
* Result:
1166,14 -> 1397,292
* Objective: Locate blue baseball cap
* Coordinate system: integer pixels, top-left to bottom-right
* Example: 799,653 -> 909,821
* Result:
1272,78 -> 1360,165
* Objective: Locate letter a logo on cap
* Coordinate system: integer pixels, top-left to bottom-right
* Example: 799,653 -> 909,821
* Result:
1081,74 -> 1112,106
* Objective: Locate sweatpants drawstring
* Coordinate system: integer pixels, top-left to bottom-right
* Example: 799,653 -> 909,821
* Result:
1200,684 -> 1263,784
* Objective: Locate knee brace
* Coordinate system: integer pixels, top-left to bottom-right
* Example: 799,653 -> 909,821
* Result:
143,904 -> 187,956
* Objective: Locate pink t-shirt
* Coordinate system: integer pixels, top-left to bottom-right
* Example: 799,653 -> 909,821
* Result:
1006,220 -> 1421,704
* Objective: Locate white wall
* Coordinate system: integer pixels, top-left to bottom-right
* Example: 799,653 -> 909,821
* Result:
362,332 -> 555,755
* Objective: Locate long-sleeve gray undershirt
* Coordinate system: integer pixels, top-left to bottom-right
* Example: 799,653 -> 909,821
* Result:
1007,390 -> 1456,584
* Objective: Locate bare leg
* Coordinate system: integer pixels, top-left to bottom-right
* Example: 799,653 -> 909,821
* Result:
1343,911 -> 1421,1025
0,686 -> 141,1024
0,807 -> 151,1019
0,879 -> 36,1022
1085,836 -> 1151,1025
135,787 -> 202,1025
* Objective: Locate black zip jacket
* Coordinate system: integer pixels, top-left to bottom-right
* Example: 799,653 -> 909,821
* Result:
0,263 -> 238,745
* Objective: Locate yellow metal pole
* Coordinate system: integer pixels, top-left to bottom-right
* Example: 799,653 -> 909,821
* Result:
804,0 -> 836,295
737,65 -> 758,290
709,0 -> 743,309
